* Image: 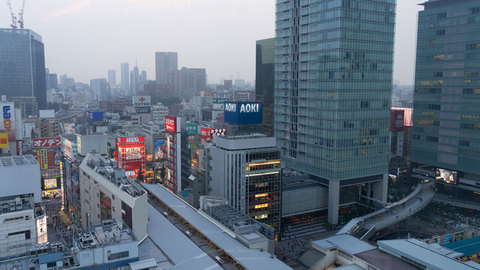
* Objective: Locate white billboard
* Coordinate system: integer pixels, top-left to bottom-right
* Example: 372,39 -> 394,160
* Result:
132,96 -> 151,107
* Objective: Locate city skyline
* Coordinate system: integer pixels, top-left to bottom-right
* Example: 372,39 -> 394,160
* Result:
0,0 -> 421,85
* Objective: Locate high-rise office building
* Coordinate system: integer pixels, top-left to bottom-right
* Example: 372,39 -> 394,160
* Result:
121,62 -> 130,92
256,38 -> 275,136
108,69 -> 116,88
275,0 -> 396,224
0,29 -> 47,109
411,0 -> 480,200
130,66 -> 140,95
90,78 -> 110,101
155,52 -> 178,84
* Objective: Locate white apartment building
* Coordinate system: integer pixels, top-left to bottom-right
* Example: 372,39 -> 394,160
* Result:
79,154 -> 148,241
0,155 -> 42,259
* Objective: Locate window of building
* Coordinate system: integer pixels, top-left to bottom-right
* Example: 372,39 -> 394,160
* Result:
107,251 -> 129,261
434,72 -> 443,78
437,12 -> 447,19
360,101 -> 370,109
470,7 -> 480,14
460,140 -> 470,147
436,29 -> 446,35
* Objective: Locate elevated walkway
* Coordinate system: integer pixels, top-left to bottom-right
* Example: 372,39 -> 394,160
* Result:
339,182 -> 435,240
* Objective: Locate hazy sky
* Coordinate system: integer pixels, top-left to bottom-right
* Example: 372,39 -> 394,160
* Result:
1,0 -> 422,85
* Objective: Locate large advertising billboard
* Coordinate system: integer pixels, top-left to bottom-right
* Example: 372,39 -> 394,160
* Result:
0,102 -> 15,140
36,149 -> 58,170
33,137 -> 62,148
165,116 -> 177,133
86,111 -> 104,121
44,178 -> 58,190
200,128 -> 213,139
436,169 -> 458,185
154,139 -> 166,160
390,110 -> 405,132
224,102 -> 263,125
125,147 -> 142,160
64,123 -> 76,135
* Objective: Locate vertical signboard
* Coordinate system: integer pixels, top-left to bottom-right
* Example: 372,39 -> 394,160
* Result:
390,110 -> 405,132
165,116 -> 177,133
0,132 -> 8,148
0,102 -> 15,140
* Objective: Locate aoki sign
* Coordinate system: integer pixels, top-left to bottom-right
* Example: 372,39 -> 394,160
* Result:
224,102 -> 263,125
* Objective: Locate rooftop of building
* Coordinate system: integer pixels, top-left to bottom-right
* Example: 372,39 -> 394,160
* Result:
74,220 -> 135,250
0,28 -> 42,41
443,236 -> 480,257
379,238 -> 480,270
146,203 -> 221,270
204,202 -> 275,240
213,134 -> 277,150
0,155 -> 37,168
142,183 -> 291,270
422,0 -> 475,8
313,234 -> 376,255
83,154 -> 145,198
0,195 -> 33,215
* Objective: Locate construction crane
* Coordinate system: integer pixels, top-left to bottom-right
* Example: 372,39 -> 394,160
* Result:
7,0 -> 17,29
18,0 -> 25,29
6,0 -> 26,29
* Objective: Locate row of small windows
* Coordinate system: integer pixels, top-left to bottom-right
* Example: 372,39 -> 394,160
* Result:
415,120 -> 439,126
463,88 -> 480,95
466,43 -> 480,50
461,123 -> 480,130
461,114 -> 480,121
413,136 -> 472,148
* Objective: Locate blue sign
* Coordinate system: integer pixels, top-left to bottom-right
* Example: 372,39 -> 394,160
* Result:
86,111 -> 104,122
224,102 -> 262,125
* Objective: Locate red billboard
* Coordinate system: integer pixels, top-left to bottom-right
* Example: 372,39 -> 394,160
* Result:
200,128 -> 213,139
390,110 -> 405,132
116,136 -> 146,178
33,137 -> 62,148
165,116 -> 177,133
36,148 -> 57,170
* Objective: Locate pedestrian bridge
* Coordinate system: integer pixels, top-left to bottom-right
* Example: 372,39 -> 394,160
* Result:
337,182 -> 435,240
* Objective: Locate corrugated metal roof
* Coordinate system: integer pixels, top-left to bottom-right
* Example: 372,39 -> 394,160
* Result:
143,183 -> 292,270
129,258 -> 157,270
147,204 -> 221,270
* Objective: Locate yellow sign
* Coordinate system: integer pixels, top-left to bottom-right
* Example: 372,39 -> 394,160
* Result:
0,132 -> 8,148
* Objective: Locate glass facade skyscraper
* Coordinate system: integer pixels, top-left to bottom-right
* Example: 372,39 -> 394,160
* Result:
256,38 -> 275,136
412,0 -> 480,198
275,0 -> 396,223
0,29 -> 46,109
